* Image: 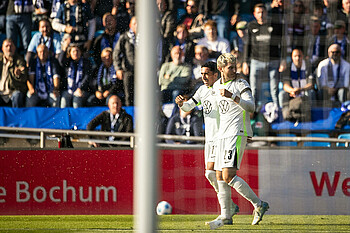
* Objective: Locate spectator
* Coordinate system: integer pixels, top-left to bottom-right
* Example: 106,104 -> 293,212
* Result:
232,20 -> 247,54
287,0 -> 309,53
316,43 -> 350,106
279,49 -> 314,121
304,16 -> 327,72
113,16 -> 137,106
191,45 -> 211,91
312,1 -> 330,36
126,0 -> 135,18
156,102 -> 168,135
242,3 -> 286,109
167,24 -> 195,63
327,20 -> 350,62
50,0 -> 63,19
114,0 -> 132,33
90,0 -> 118,30
6,0 -> 34,54
26,18 -> 62,65
159,45 -> 192,103
59,39 -> 92,108
52,0 -> 96,51
197,20 -> 231,60
267,0 -> 288,54
87,47 -> 123,106
177,0 -> 204,41
0,0 -> 8,33
165,94 -> 203,144
198,0 -> 239,40
337,0 -> 350,38
0,39 -> 28,107
92,12 -> 120,66
322,0 -> 338,27
268,0 -> 286,25
86,95 -> 133,147
231,49 -> 243,76
26,44 -> 60,107
32,0 -> 52,31
157,0 -> 177,64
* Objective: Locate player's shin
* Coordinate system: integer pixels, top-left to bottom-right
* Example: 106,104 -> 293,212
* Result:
228,175 -> 261,208
217,180 -> 232,219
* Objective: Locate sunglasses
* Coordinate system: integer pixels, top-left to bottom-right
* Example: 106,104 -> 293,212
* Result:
187,4 -> 196,8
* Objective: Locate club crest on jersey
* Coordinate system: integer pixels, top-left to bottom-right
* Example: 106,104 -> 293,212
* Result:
203,100 -> 212,114
219,100 -> 230,114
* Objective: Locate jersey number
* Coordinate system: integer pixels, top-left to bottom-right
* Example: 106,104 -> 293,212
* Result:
224,150 -> 233,161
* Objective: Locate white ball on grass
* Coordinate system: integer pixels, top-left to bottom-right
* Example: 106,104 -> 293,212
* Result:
156,201 -> 172,215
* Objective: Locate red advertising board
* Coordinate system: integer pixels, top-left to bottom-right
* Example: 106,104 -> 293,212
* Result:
0,149 -> 258,215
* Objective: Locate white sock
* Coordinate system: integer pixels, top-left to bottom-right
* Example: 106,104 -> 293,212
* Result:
217,180 -> 232,219
205,170 -> 218,193
228,175 -> 261,209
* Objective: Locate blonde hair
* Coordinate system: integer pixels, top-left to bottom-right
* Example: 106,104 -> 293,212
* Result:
101,47 -> 113,55
217,53 -> 237,69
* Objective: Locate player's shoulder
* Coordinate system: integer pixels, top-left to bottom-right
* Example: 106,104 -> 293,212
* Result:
213,79 -> 221,88
236,78 -> 250,86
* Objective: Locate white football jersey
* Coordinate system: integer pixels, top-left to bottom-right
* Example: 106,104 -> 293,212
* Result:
213,78 -> 253,139
181,85 -> 219,142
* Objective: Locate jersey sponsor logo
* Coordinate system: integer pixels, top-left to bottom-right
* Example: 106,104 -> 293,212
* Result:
219,100 -> 230,114
203,100 -> 212,114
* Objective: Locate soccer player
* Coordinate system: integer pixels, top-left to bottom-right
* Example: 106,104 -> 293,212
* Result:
175,61 -> 239,228
214,53 -> 269,226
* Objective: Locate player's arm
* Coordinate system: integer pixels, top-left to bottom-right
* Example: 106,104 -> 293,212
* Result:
235,88 -> 255,113
219,86 -> 255,113
175,95 -> 198,112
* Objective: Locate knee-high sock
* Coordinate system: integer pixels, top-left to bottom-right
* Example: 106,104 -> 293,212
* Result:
228,175 -> 261,209
205,170 -> 218,193
217,180 -> 233,219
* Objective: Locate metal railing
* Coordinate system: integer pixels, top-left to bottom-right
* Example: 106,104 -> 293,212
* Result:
0,126 -> 349,148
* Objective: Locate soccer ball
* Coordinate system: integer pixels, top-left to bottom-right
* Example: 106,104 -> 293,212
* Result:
156,201 -> 172,215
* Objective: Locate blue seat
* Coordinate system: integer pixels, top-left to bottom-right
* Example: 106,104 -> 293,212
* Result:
304,133 -> 331,147
336,133 -> 350,147
277,134 -> 297,147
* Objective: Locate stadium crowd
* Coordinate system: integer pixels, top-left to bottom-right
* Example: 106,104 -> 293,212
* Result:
1,0 -> 350,139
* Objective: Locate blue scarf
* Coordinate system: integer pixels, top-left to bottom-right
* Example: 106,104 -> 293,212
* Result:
50,0 -> 61,18
35,58 -> 53,100
97,64 -> 117,87
39,34 -> 54,52
67,58 -> 84,94
129,29 -> 138,47
14,0 -> 34,13
100,33 -> 120,51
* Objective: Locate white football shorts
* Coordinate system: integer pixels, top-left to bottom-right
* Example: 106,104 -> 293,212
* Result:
214,135 -> 248,171
205,141 -> 216,169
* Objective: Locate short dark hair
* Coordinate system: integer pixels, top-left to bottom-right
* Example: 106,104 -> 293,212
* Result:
254,3 -> 266,11
202,61 -> 218,73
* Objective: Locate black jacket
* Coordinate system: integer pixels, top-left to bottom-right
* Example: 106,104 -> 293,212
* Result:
87,108 -> 133,134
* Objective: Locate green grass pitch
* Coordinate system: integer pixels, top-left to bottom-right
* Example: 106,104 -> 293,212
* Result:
0,215 -> 349,232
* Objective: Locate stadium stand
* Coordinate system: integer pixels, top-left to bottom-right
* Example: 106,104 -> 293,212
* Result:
336,133 -> 350,147
303,133 -> 331,147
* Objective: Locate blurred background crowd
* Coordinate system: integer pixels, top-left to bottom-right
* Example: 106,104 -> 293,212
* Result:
1,0 -> 350,143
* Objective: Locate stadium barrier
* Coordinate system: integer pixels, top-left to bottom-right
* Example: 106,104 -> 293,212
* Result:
0,138 -> 349,215
1,126 -> 350,148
